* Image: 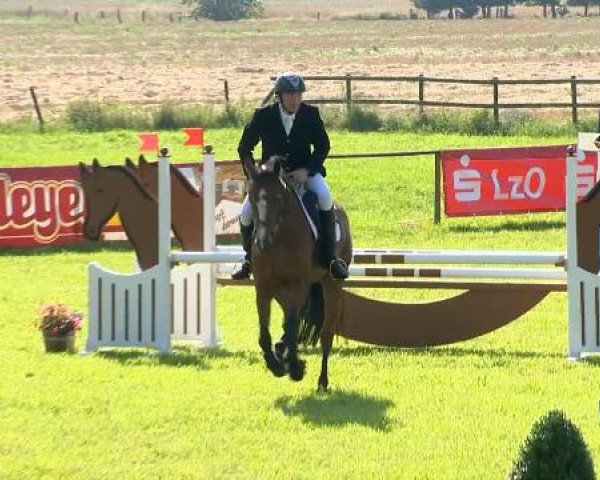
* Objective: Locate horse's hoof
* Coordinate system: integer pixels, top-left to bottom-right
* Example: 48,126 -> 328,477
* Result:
263,352 -> 286,377
316,384 -> 330,395
288,358 -> 306,381
274,340 -> 287,364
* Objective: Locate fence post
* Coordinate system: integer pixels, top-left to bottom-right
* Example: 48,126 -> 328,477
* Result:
492,77 -> 499,124
74,11 -> 79,23
29,87 -> 44,133
345,74 -> 353,112
418,74 -> 425,116
571,75 -> 578,125
117,8 -> 122,23
434,151 -> 441,224
224,80 -> 230,104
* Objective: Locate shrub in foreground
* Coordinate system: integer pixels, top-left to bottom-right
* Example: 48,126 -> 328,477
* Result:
508,410 -> 595,480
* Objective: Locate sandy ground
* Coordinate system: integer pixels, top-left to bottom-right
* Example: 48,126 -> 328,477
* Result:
2,1 -> 600,122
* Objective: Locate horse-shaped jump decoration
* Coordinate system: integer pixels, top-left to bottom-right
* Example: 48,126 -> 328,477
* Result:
125,155 -> 210,252
80,157 -> 213,269
79,159 -> 159,270
242,155 -> 352,392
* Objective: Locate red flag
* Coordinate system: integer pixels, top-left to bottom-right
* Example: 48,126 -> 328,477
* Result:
183,128 -> 204,147
138,133 -> 159,152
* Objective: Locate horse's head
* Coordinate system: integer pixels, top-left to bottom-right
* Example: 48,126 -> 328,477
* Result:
78,159 -> 119,241
243,155 -> 292,251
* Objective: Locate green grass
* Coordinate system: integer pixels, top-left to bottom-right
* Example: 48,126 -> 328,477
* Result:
1,129 -> 597,479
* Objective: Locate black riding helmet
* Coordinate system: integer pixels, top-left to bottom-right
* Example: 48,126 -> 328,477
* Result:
274,73 -> 306,94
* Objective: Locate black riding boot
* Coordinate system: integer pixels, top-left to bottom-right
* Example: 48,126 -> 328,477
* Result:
319,208 -> 349,280
231,222 -> 253,280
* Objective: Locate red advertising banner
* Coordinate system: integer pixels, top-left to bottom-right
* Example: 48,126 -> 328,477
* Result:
442,145 -> 598,217
0,160 -> 246,249
0,166 -> 86,248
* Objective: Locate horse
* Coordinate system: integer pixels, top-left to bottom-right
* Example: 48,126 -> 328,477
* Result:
125,155 -> 208,252
242,155 -> 352,392
79,159 -> 159,270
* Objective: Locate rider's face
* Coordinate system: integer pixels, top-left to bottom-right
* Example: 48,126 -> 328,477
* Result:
280,92 -> 302,114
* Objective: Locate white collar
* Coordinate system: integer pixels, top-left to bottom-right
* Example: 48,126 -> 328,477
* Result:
279,104 -> 296,136
279,103 -> 296,120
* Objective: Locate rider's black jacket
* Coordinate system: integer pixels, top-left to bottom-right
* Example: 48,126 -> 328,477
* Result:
237,102 -> 330,177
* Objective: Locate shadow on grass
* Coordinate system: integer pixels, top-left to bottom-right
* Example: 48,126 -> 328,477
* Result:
330,344 -> 563,361
0,238 -> 239,258
96,344 -> 262,370
448,219 -> 564,234
275,390 -> 396,432
0,240 -> 134,258
579,356 -> 600,368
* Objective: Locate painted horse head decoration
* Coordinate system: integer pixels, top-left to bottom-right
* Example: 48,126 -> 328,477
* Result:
79,159 -> 159,270
243,155 -> 352,392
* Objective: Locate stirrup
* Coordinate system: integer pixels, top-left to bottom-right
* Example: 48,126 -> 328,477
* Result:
231,260 -> 252,280
329,258 -> 349,280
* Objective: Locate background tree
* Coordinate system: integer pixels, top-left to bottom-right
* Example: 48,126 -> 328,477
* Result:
183,0 -> 264,21
412,0 -> 479,18
566,0 -> 600,16
513,0 -> 561,17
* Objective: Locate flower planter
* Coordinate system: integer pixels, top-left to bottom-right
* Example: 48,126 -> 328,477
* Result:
42,331 -> 76,353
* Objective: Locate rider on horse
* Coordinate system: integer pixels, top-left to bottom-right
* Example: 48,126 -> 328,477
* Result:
231,72 -> 349,281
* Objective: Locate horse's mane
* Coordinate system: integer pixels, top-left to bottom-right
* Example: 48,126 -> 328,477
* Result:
141,161 -> 200,198
253,156 -> 285,180
105,165 -> 155,201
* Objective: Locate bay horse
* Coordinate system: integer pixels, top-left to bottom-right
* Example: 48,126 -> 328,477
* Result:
79,159 -> 159,270
242,156 -> 352,392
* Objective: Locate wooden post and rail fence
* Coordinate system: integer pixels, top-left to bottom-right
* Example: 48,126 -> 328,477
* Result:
264,74 -> 600,125
27,74 -> 600,132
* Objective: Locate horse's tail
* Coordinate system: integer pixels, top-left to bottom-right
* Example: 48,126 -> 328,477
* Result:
298,283 -> 324,346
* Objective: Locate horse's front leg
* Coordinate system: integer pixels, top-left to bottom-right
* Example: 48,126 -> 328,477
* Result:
281,307 -> 306,381
256,288 -> 286,378
277,283 -> 310,382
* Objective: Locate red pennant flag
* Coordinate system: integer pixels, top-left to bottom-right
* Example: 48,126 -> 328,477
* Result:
183,128 -> 204,147
138,133 -> 159,152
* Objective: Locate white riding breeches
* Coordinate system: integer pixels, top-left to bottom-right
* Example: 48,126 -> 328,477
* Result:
239,173 -> 334,227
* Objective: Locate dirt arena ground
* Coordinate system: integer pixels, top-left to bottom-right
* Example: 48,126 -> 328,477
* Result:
2,0 -> 600,121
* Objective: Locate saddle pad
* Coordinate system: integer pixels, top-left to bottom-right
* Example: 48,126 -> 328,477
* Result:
292,188 -> 341,243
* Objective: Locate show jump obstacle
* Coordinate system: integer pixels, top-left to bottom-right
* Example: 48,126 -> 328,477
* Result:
84,133 -> 600,357
567,134 -> 600,359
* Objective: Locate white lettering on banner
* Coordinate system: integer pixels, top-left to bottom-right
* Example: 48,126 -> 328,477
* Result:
491,170 -> 508,200
453,155 -> 481,202
523,167 -> 545,199
492,167 -> 546,201
575,150 -> 596,196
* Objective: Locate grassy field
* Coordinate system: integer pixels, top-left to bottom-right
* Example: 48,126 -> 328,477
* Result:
2,129 -> 598,479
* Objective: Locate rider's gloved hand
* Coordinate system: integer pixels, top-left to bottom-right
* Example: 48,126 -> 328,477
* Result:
289,168 -> 309,183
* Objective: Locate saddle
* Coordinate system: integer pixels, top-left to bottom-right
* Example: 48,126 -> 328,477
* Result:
291,183 -> 341,246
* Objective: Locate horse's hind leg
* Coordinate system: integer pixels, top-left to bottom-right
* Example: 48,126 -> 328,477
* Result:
318,282 -> 343,393
318,329 -> 334,393
256,290 -> 286,378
